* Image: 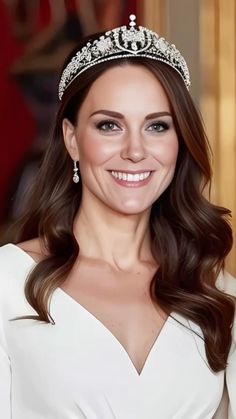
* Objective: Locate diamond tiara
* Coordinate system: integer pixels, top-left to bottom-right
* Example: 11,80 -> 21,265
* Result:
58,14 -> 190,100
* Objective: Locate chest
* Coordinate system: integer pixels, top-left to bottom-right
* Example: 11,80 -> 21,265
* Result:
60,263 -> 168,374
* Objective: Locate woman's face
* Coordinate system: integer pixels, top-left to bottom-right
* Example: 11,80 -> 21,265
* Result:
63,64 -> 179,215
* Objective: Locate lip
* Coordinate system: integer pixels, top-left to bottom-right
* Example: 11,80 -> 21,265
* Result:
108,170 -> 154,188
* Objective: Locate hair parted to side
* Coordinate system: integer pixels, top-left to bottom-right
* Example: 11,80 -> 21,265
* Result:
14,33 -> 234,372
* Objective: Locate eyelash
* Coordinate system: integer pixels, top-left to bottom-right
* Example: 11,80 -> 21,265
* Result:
95,120 -> 169,132
147,121 -> 169,132
96,120 -> 120,131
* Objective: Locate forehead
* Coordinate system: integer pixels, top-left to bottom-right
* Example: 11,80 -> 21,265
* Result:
79,64 -> 170,114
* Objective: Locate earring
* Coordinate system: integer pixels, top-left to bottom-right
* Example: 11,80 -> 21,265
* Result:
73,160 -> 80,183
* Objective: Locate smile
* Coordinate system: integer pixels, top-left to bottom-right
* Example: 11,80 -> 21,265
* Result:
111,171 -> 151,181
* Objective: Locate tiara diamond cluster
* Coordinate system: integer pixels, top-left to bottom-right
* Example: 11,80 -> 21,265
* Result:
58,14 -> 190,100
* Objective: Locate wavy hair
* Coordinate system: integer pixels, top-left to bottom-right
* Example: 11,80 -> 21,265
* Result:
14,34 -> 234,372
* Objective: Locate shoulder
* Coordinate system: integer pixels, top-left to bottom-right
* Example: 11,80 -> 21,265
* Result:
216,270 -> 236,355
0,237 -> 48,295
0,241 -> 40,267
216,271 -> 236,417
16,238 -> 46,263
0,243 -> 36,301
0,243 -> 32,271
0,241 -> 47,320
216,270 -> 236,298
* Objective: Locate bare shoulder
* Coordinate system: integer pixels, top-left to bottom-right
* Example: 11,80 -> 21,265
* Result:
16,238 -> 47,263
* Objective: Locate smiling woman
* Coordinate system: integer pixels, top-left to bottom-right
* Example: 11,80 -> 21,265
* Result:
0,15 -> 235,419
62,65 -> 178,215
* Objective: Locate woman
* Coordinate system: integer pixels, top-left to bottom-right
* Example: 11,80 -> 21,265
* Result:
0,15 -> 235,419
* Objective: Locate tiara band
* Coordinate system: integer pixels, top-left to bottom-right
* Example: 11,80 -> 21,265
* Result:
58,14 -> 190,100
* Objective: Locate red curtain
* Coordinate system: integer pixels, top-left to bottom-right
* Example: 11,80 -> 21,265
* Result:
0,0 -> 36,222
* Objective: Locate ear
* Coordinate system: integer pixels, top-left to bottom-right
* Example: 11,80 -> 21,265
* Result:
62,118 -> 80,161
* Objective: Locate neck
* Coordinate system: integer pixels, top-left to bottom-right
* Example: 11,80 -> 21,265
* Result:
73,197 -> 155,272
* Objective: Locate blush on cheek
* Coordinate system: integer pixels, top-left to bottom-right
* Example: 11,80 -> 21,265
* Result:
154,140 -> 179,164
81,135 -> 118,164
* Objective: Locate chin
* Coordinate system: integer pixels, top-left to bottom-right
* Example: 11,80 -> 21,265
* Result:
110,201 -> 152,216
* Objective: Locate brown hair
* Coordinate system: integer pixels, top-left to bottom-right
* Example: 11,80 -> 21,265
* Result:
14,34 -> 235,372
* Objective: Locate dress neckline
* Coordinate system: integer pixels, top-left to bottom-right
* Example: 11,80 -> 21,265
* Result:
56,286 -> 172,376
9,243 -> 177,377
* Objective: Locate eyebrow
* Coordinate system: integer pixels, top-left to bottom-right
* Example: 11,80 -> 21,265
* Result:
89,110 -> 172,120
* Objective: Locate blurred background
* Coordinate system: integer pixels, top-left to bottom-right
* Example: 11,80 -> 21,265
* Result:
0,0 -> 235,275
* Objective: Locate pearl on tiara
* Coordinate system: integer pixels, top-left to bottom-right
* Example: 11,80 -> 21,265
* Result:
129,14 -> 136,27
58,14 -> 190,100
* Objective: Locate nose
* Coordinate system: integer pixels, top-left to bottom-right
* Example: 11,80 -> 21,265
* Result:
120,132 -> 147,162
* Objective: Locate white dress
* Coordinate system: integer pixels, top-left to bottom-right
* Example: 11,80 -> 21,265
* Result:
0,244 -> 227,418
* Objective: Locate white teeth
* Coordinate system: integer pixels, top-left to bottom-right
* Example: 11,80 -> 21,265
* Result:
111,171 -> 151,181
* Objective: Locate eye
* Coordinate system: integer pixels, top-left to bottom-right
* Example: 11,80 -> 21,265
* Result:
146,121 -> 169,132
96,120 -> 121,132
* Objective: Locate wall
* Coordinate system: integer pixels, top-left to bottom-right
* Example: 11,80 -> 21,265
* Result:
139,0 -> 236,275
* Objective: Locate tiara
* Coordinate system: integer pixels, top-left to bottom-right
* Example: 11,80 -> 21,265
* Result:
58,14 -> 190,100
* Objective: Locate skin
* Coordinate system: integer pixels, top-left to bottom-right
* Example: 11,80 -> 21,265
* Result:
18,64 -> 179,374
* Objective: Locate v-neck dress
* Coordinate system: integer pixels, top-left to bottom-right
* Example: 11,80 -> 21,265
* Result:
0,244 -> 225,418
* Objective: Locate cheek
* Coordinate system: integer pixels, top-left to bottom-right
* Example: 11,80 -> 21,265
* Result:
153,136 -> 179,165
79,132 -> 116,165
